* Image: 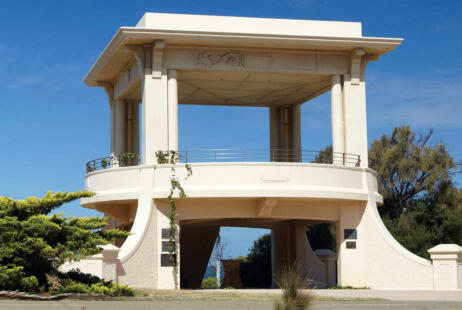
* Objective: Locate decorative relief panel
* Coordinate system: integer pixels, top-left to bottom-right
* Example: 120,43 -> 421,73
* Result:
196,51 -> 273,69
164,48 -> 349,74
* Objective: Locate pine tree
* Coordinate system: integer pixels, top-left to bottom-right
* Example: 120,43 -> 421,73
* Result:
0,191 -> 128,292
369,126 -> 457,219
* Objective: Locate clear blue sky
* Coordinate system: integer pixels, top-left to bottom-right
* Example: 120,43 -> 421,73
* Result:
1,0 -> 461,259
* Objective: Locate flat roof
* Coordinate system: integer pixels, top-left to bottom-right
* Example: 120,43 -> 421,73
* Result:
136,13 -> 363,38
84,13 -> 403,87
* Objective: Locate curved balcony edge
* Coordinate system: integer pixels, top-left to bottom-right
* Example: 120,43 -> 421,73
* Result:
82,162 -> 383,206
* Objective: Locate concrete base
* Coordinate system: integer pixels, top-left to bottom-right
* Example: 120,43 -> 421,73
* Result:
272,221 -> 328,288
75,164 -> 462,290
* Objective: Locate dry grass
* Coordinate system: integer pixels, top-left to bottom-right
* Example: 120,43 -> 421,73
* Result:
274,264 -> 311,310
114,289 -> 381,302
118,289 -> 280,301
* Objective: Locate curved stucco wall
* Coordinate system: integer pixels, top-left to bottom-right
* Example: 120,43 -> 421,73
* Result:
81,162 -> 378,289
83,166 -> 140,206
82,162 -> 376,206
361,172 -> 434,289
80,163 -> 437,289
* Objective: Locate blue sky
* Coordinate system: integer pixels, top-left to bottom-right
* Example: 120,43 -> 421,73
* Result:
0,0 -> 461,258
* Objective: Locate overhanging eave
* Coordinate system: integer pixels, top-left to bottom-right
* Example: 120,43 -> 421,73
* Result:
84,27 -> 403,87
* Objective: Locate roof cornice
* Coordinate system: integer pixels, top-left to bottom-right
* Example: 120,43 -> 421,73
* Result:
84,27 -> 403,86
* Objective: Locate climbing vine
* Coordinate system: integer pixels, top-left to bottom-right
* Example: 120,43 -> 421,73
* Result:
156,150 -> 192,267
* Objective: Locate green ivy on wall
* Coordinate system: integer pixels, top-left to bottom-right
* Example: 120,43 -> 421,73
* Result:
156,151 -> 192,268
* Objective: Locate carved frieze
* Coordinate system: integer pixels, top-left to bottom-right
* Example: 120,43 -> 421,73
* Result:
196,52 -> 244,67
196,51 -> 273,69
163,48 -> 348,74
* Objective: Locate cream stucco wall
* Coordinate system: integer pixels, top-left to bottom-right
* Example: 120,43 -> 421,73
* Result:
78,163 -> 442,289
73,13 -> 461,291
136,13 -> 362,38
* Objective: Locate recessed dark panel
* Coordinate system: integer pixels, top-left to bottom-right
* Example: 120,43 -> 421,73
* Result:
161,254 -> 177,267
346,241 -> 356,249
161,228 -> 170,239
162,241 -> 174,252
344,229 -> 357,240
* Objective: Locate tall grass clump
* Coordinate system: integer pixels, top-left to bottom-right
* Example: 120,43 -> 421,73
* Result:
274,263 -> 311,310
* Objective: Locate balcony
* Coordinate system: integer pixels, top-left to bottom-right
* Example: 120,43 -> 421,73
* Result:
85,149 -> 361,173
82,149 -> 378,209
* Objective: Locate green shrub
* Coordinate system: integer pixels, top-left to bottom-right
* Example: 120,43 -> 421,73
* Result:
89,282 -> 134,296
64,269 -> 101,285
20,276 -> 39,291
0,265 -> 28,291
59,279 -> 89,294
0,191 -> 129,293
201,277 -> 218,289
56,270 -> 135,296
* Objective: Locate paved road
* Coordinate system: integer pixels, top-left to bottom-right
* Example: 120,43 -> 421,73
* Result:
2,290 -> 462,310
227,289 -> 462,302
1,300 -> 462,310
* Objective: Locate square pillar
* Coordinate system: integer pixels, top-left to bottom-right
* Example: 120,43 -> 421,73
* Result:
129,102 -> 139,157
331,75 -> 345,165
114,99 -> 126,156
269,105 -> 301,162
291,103 -> 301,161
269,107 -> 281,161
343,74 -> 368,167
272,221 -> 296,285
167,69 -> 179,151
428,244 -> 462,290
141,43 -> 169,164
110,100 -> 116,156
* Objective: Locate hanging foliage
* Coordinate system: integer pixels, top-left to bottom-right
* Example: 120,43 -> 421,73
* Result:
156,151 -> 192,266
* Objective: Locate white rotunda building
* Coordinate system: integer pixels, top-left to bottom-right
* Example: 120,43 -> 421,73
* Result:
67,13 -> 462,290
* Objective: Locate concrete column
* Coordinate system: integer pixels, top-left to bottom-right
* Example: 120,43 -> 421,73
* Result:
272,221 -> 295,285
331,75 -> 344,165
428,244 -> 462,290
272,221 -> 328,287
141,45 -> 168,164
281,107 -> 290,150
168,69 -> 179,151
127,103 -> 133,154
291,104 -> 301,161
269,107 -> 281,161
110,100 -> 116,156
343,74 -> 368,167
115,99 -> 126,156
130,103 -> 139,156
180,225 -> 219,288
269,106 -> 300,162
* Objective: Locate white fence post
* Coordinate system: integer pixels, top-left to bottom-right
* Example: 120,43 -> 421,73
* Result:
100,244 -> 120,282
59,244 -> 120,282
315,249 -> 337,288
428,244 -> 462,290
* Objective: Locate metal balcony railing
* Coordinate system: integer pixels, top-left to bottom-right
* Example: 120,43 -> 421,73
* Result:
86,154 -> 140,173
86,149 -> 360,173
172,149 -> 360,165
